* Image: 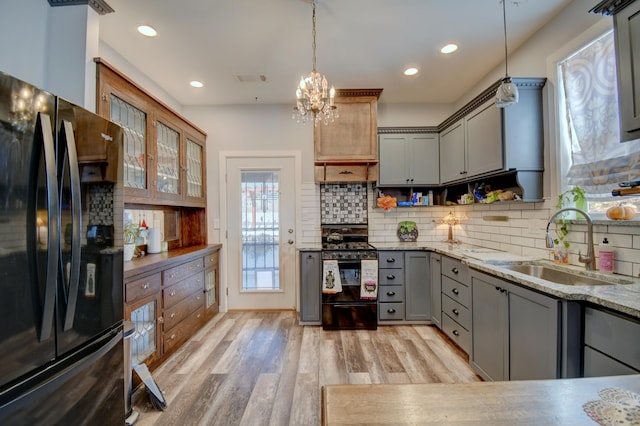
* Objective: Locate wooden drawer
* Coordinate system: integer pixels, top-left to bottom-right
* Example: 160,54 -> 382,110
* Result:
163,271 -> 204,308
441,256 -> 469,283
585,307 -> 640,371
378,251 -> 403,268
379,268 -> 404,285
125,273 -> 161,303
379,302 -> 404,321
442,294 -> 471,331
163,290 -> 203,331
442,312 -> 471,354
163,306 -> 204,354
204,252 -> 218,269
379,285 -> 404,303
314,164 -> 378,183
163,258 -> 204,287
442,275 -> 470,308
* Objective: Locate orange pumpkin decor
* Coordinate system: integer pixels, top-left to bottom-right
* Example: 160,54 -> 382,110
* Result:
606,205 -> 637,220
377,195 -> 397,211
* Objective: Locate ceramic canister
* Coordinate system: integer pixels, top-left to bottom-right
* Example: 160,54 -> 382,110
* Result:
147,228 -> 162,254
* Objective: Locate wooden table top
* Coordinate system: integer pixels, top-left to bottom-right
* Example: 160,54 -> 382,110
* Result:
322,375 -> 640,425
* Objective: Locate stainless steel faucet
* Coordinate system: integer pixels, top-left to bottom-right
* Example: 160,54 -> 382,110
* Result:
545,207 -> 596,271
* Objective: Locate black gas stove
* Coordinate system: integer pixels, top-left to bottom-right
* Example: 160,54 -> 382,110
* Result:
321,224 -> 377,259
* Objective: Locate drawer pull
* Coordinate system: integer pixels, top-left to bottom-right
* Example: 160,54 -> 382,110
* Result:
170,313 -> 176,318
387,308 -> 396,314
452,288 -> 459,295
452,330 -> 460,336
386,291 -> 396,296
386,274 -> 395,280
452,308 -> 459,316
142,282 -> 150,289
170,334 -> 176,340
452,267 -> 459,274
386,258 -> 395,263
210,257 -> 214,262
170,290 -> 176,297
158,316 -> 164,323
170,273 -> 175,279
197,313 -> 202,319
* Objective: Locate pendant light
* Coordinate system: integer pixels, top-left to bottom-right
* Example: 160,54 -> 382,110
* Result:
495,0 -> 519,108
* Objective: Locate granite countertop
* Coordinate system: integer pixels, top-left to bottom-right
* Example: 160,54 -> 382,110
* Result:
369,241 -> 640,319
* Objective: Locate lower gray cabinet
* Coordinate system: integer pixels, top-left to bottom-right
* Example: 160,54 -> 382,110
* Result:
299,250 -> 321,324
405,252 -> 430,321
471,270 -> 560,381
430,254 -> 442,328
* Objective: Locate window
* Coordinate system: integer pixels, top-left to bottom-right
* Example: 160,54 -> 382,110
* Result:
557,30 -> 640,214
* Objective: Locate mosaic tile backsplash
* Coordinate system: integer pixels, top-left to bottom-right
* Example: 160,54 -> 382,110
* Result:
88,183 -> 114,225
320,183 -> 368,224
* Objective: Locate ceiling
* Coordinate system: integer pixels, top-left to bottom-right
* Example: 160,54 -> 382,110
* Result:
98,0 -> 574,106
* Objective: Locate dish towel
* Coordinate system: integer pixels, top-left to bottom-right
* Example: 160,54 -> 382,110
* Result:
322,260 -> 342,294
360,259 -> 378,300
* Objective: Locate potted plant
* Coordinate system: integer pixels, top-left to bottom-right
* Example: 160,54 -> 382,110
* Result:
397,221 -> 418,242
124,222 -> 139,261
552,186 -> 586,263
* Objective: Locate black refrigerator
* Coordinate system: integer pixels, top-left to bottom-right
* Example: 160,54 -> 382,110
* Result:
0,71 -> 125,425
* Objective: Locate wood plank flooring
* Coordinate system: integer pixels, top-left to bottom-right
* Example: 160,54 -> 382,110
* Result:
132,311 -> 481,426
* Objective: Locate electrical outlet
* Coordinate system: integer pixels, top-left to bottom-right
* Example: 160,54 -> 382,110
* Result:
213,219 -> 220,229
85,263 -> 96,298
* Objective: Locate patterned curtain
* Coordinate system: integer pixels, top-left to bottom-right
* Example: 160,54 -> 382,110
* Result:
560,31 -> 640,197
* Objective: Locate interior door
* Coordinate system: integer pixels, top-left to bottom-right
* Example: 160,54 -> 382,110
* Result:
226,156 -> 296,310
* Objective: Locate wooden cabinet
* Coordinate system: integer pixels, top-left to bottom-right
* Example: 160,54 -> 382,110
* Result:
378,133 -> 440,186
470,270 -> 560,381
440,256 -> 472,354
314,89 -> 382,182
299,250 -> 322,324
583,306 -> 640,377
378,251 -> 430,324
95,59 -> 207,208
430,254 -> 442,328
592,0 -> 640,141
124,245 -> 221,371
204,248 -> 220,320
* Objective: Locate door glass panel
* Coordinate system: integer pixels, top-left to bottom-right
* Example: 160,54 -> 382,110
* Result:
241,171 -> 279,291
109,95 -> 146,189
186,138 -> 203,198
156,122 -> 180,194
130,299 -> 156,364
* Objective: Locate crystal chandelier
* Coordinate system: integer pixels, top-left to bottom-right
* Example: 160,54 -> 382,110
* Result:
495,0 -> 519,108
292,0 -> 337,126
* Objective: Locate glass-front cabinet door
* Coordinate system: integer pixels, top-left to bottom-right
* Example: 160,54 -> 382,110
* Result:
185,136 -> 205,204
155,115 -> 182,203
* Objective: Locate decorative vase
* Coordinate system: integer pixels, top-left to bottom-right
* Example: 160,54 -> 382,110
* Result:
397,221 -> 418,242
553,248 -> 569,264
124,243 -> 136,261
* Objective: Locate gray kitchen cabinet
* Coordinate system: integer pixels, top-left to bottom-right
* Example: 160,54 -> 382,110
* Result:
592,0 -> 640,142
378,133 -> 440,186
439,120 -> 466,184
440,256 -> 472,354
378,250 -> 430,324
465,100 -> 502,177
583,306 -> 640,377
470,270 -> 560,382
430,254 -> 442,328
299,250 -> 322,324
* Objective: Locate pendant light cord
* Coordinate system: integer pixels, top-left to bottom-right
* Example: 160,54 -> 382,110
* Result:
311,0 -> 317,72
502,0 -> 509,79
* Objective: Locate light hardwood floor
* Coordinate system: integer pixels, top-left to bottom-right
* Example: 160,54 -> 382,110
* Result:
132,311 -> 481,426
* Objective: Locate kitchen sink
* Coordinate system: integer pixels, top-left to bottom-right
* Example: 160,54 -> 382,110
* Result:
501,264 -> 631,286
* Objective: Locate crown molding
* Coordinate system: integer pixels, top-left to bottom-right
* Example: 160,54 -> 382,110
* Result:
590,0 -> 636,15
335,88 -> 383,99
48,0 -> 114,15
377,127 -> 438,134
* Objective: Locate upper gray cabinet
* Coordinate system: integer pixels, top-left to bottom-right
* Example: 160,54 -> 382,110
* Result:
591,0 -> 640,142
378,132 -> 440,186
439,120 -> 466,183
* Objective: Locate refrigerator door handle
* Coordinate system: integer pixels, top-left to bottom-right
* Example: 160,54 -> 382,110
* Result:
31,113 -> 59,341
60,120 -> 82,331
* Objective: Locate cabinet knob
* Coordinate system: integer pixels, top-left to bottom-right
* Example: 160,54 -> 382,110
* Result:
452,288 -> 459,295
170,290 -> 176,297
170,273 -> 175,279
452,330 -> 460,336
158,316 -> 164,323
386,274 -> 395,280
197,296 -> 201,300
386,291 -> 396,296
197,313 -> 201,319
170,312 -> 176,318
386,258 -> 395,263
452,308 -> 459,316
387,308 -> 396,314
170,334 -> 176,340
452,268 -> 459,274
142,282 -> 149,289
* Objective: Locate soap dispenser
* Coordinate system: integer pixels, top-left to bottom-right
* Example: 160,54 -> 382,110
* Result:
598,238 -> 614,273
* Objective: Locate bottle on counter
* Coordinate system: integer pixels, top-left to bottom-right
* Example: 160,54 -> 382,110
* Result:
598,237 -> 614,273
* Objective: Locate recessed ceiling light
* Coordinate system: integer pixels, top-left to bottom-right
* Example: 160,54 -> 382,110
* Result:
404,67 -> 419,76
137,25 -> 157,37
441,43 -> 458,54
190,81 -> 204,88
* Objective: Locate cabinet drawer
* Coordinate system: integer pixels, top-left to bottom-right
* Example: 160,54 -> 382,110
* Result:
442,276 -> 470,308
379,268 -> 404,285
379,302 -> 404,320
442,294 -> 471,331
163,271 -> 204,308
441,257 -> 469,283
163,307 -> 204,353
314,164 -> 377,183
379,285 -> 404,303
378,252 -> 403,268
584,346 -> 639,377
585,307 -> 640,371
163,290 -> 203,331
204,252 -> 218,269
163,258 -> 204,287
125,273 -> 161,303
442,312 -> 471,354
